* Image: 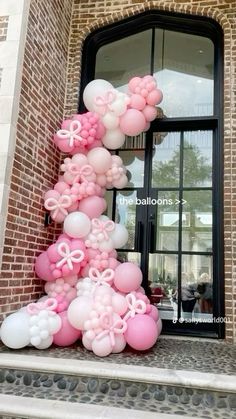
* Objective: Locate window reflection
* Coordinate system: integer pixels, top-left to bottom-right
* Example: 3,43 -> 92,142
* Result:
115,191 -> 137,249
152,132 -> 180,187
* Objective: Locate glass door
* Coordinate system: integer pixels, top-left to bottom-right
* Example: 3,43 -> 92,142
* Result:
106,126 -> 220,336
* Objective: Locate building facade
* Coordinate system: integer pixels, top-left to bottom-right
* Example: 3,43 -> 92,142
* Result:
0,0 -> 235,342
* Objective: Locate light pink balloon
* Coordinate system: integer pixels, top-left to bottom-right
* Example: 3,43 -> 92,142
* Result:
53,311 -> 81,346
87,147 -> 112,174
112,334 -> 126,353
112,293 -> 128,316
129,94 -> 146,111
142,105 -> 158,122
125,314 -> 158,350
146,89 -> 163,106
78,196 -> 107,219
119,109 -> 146,136
114,262 -> 142,293
128,77 -> 141,93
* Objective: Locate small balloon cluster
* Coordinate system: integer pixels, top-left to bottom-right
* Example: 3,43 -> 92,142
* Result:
0,75 -> 163,356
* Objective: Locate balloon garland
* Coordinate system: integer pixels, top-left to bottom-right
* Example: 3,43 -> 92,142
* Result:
0,75 -> 163,356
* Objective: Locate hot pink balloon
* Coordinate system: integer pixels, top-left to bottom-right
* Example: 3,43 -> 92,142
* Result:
78,196 -> 107,219
114,262 -> 142,293
125,314 -> 158,351
53,311 -> 81,346
120,109 -> 146,137
35,252 -> 54,282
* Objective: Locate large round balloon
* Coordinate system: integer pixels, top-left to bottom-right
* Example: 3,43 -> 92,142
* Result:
109,224 -> 128,249
87,147 -> 112,174
64,211 -> 91,239
114,262 -> 142,293
0,311 -> 30,349
53,311 -> 81,346
67,296 -> 93,330
119,109 -> 146,136
78,196 -> 107,219
125,314 -> 158,350
102,128 -> 125,150
83,79 -> 113,113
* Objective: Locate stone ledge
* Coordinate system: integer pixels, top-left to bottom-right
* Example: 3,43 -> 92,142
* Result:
0,353 -> 235,394
0,394 -> 195,419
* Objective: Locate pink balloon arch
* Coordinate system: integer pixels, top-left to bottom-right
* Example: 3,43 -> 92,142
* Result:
0,74 -> 163,357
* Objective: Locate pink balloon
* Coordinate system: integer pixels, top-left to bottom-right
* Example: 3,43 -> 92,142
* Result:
125,314 -> 158,350
78,196 -> 107,219
53,311 -> 81,346
119,109 -> 146,136
128,77 -> 141,93
142,105 -> 157,122
114,262 -> 142,293
149,305 -> 159,322
35,252 -> 54,281
146,89 -> 163,106
129,94 -> 146,111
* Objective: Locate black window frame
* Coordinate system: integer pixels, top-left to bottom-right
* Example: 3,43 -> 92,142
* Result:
79,10 -> 224,339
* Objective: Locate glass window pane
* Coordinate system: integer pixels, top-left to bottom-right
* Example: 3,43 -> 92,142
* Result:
118,251 -> 141,265
181,254 -> 213,320
115,190 -> 137,249
152,132 -> 180,188
154,29 -> 214,117
156,191 -> 180,251
104,190 -> 114,219
119,150 -> 145,187
95,30 -> 152,89
182,191 -> 212,252
149,253 -> 178,321
183,131 -> 212,187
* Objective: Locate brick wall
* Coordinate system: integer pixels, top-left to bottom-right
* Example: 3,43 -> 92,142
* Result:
65,0 -> 236,342
0,0 -> 73,318
1,0 -> 235,342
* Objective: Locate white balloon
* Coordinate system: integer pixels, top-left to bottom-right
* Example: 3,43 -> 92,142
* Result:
102,129 -> 125,150
112,334 -> 126,353
0,311 -> 30,349
102,113 -> 119,130
35,336 -> 53,349
64,211 -> 91,239
92,335 -> 112,357
83,79 -> 114,113
82,333 -> 93,351
67,296 -> 93,330
48,314 -> 62,334
110,224 -> 128,249
112,174 -> 128,189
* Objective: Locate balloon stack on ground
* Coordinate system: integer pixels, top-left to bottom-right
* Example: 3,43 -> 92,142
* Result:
0,75 -> 163,357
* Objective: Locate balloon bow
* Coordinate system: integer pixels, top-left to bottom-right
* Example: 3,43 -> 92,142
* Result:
44,195 -> 72,218
94,90 -> 117,115
56,242 -> 84,270
123,293 -> 147,321
89,267 -> 114,287
27,298 -> 58,315
91,218 -> 115,240
96,312 -> 127,347
57,120 -> 83,147
68,164 -> 94,183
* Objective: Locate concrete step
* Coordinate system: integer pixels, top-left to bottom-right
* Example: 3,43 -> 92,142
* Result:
0,351 -> 235,418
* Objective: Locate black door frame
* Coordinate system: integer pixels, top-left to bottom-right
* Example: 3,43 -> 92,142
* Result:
78,10 -> 224,338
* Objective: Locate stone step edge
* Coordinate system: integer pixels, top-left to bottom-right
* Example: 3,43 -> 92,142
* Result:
0,353 -> 235,394
0,394 -> 202,419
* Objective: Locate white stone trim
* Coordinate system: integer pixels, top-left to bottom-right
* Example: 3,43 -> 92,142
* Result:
0,353 -> 235,394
